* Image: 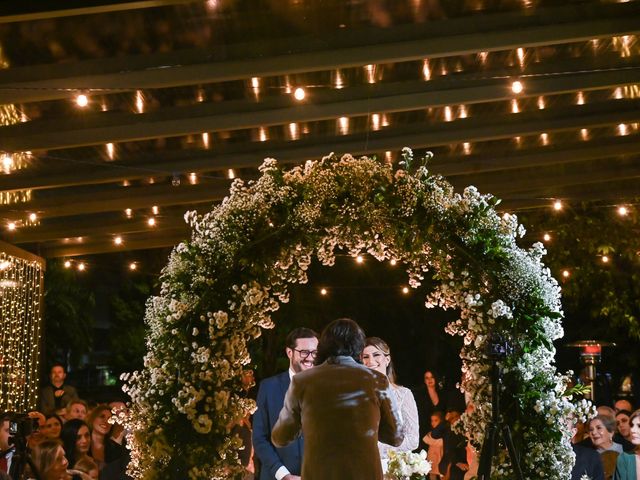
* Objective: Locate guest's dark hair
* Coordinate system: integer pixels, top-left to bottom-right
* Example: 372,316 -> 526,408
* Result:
50,362 -> 66,372
60,418 -> 89,467
314,318 -> 365,365
285,327 -> 319,349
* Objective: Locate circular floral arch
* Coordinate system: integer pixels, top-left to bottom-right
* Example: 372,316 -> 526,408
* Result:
123,149 -> 587,479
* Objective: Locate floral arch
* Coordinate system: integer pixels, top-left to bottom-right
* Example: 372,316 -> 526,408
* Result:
122,149 -> 588,479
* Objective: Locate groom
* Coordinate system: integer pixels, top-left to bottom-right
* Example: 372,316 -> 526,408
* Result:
253,327 -> 319,480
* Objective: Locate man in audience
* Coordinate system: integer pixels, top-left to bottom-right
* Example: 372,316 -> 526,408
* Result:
39,363 -> 78,415
614,398 -> 634,413
66,399 -> 88,421
0,413 -> 16,478
253,327 -> 318,480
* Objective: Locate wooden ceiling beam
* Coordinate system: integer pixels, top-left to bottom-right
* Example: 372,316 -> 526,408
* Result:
37,227 -> 189,258
3,66 -> 640,152
0,2 -> 638,104
0,0 -> 198,24
0,181 -> 229,220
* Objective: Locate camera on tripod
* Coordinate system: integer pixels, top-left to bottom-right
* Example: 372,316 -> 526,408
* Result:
486,334 -> 514,360
8,413 -> 40,446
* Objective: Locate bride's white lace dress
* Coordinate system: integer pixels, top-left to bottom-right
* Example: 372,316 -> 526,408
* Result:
379,384 -> 420,474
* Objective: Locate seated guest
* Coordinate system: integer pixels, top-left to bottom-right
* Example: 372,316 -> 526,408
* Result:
42,414 -> 64,439
30,438 -> 70,480
66,400 -> 89,422
571,418 -> 605,480
613,408 -> 640,480
61,419 -> 92,470
70,455 -> 99,479
40,364 -> 78,415
614,399 -> 634,414
590,415 -> 623,479
86,405 -> 130,479
0,413 -> 16,478
615,410 -> 635,451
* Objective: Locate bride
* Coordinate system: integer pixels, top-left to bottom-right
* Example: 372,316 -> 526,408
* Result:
363,337 -> 420,472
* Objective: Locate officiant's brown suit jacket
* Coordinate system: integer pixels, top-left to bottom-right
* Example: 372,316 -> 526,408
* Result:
271,355 -> 404,480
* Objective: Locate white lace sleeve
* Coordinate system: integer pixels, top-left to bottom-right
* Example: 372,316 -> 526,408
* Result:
396,386 -> 420,451
379,386 -> 420,460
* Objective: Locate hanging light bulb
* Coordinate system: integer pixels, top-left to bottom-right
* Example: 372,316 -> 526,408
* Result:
293,87 -> 306,101
114,236 -> 123,246
553,200 -> 563,211
543,233 -> 551,242
511,80 -> 524,94
320,288 -> 328,296
75,94 -> 89,107
356,255 -> 364,264
402,286 -> 410,294
617,206 -> 628,216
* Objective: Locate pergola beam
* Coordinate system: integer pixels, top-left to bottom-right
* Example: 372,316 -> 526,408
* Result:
0,2 -> 638,104
3,66 -> 640,152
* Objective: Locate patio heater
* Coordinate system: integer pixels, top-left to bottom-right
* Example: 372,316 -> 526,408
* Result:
566,340 -> 615,401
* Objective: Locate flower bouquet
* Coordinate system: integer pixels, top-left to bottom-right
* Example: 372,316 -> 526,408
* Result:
386,450 -> 431,480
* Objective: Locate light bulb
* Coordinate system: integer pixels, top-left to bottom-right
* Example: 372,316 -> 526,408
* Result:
76,94 -> 89,107
553,200 -> 563,211
114,236 -> 123,246
402,286 -> 410,294
511,80 -> 524,94
562,270 -> 570,278
293,87 -> 306,101
618,206 -> 628,216
129,262 -> 137,271
320,288 -> 327,295
356,255 -> 364,264
543,233 -> 551,242
148,217 -> 156,227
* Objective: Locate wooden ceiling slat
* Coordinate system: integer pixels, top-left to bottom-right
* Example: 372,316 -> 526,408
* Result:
0,0 -> 198,24
3,66 -> 640,152
0,2 -> 638,104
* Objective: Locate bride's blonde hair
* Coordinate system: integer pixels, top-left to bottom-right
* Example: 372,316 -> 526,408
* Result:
364,337 -> 397,386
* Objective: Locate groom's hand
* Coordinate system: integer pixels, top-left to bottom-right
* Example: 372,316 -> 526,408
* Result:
283,476 -> 301,480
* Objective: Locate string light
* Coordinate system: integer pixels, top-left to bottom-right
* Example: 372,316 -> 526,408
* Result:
617,206 -> 628,216
540,133 -> 549,146
576,91 -> 585,105
147,217 -> 156,227
334,70 -> 344,89
228,169 -> 236,179
125,208 -> 133,218
553,200 -> 563,211
114,236 -> 123,246
320,288 -> 327,296
135,91 -> 144,113
365,64 -> 376,84
511,80 -> 524,94
537,96 -> 546,110
28,213 -> 37,222
338,117 -> 349,135
106,143 -> 115,160
402,286 -> 410,294
389,259 -> 397,266
355,255 -> 364,264
189,172 -> 198,185
288,122 -> 299,140
293,87 -> 306,101
0,251 -> 44,411
562,270 -> 570,278
2,154 -> 13,173
372,113 -> 381,131
444,106 -> 453,122
259,127 -> 268,142
7,222 -> 16,231
422,59 -> 431,80
580,128 -> 589,141
77,262 -> 86,271
543,233 -> 551,242
64,260 -> 72,268
618,123 -> 629,136
75,94 -> 89,107
601,255 -> 609,263
511,99 -> 520,114
202,132 -> 210,148
129,262 -> 137,271
152,206 -> 159,215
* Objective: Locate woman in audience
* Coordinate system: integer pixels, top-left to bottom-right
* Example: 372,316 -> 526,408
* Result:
42,414 -> 64,439
590,414 -> 624,479
613,409 -> 640,480
616,410 -> 635,450
29,439 -> 69,480
362,336 -> 419,473
60,419 -> 91,470
86,404 -> 130,479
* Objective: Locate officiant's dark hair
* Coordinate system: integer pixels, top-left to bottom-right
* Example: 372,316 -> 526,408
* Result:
315,318 -> 365,365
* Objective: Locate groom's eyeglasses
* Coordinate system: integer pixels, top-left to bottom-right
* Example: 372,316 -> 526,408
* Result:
293,349 -> 318,359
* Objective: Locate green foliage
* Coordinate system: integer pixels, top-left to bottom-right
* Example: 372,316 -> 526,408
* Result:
520,202 -> 640,369
43,260 -> 95,367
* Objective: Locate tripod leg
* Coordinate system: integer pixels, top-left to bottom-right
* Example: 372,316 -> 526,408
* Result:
501,424 -> 524,480
477,424 -> 497,480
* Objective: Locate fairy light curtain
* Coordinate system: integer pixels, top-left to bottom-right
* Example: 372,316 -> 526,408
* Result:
0,240 -> 44,412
